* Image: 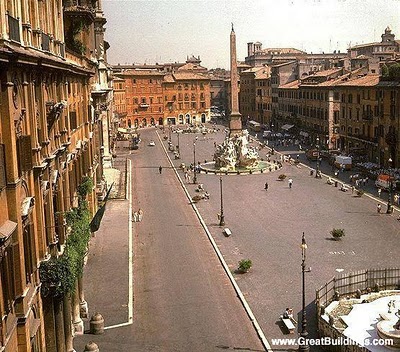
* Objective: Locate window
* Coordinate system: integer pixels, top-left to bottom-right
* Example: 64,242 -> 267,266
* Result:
348,94 -> 353,103
1,245 -> 16,314
23,224 -> 35,283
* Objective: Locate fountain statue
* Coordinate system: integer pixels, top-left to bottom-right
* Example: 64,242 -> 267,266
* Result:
214,130 -> 260,171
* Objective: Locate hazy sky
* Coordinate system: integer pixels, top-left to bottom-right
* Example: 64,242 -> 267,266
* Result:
103,0 -> 400,69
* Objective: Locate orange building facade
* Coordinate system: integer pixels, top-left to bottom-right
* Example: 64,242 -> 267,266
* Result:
114,66 -> 212,127
118,70 -> 165,128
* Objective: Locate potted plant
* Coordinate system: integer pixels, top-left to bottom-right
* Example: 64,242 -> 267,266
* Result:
330,228 -> 345,240
238,259 -> 252,273
278,174 -> 287,181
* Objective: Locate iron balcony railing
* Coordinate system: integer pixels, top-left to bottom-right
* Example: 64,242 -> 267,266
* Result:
8,14 -> 21,43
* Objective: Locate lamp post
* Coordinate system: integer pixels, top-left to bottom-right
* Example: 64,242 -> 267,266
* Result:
387,157 -> 393,214
299,232 -> 310,352
193,136 -> 198,184
177,131 -> 180,152
219,176 -> 225,226
315,136 -> 320,178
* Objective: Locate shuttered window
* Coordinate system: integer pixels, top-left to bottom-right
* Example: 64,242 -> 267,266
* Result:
17,136 -> 33,175
70,111 -> 77,130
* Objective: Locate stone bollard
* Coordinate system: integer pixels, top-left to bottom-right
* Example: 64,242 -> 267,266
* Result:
84,341 -> 99,352
90,313 -> 104,335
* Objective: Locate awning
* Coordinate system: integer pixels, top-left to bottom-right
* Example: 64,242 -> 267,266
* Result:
281,124 -> 294,131
0,220 -> 17,242
118,127 -> 129,133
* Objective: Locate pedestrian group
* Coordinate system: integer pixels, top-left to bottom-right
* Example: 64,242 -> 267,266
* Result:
132,208 -> 144,222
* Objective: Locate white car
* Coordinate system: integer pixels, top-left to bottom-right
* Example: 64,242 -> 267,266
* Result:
148,140 -> 156,146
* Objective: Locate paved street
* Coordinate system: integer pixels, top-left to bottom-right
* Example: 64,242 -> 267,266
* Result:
75,127 -> 264,352
167,125 -> 399,350
76,124 -> 399,352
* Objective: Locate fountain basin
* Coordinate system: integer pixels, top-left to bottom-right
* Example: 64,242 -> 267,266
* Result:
377,320 -> 400,348
199,161 -> 279,175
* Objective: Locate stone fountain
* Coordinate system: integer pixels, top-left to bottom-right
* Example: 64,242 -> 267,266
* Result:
214,130 -> 260,171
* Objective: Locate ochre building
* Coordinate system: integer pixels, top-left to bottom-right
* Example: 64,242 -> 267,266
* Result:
0,0 -> 112,351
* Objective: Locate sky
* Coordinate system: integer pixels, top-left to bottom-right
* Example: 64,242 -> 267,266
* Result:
102,0 -> 400,69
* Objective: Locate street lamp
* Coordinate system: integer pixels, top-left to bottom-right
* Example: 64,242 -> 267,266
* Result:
177,131 -> 180,152
219,176 -> 225,226
387,157 -> 393,214
299,232 -> 310,352
315,136 -> 320,178
193,136 -> 198,184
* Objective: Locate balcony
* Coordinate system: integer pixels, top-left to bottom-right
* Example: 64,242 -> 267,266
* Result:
63,0 -> 95,22
8,14 -> 21,43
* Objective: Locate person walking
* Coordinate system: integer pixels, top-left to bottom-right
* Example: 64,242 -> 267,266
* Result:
264,182 -> 269,191
159,165 -> 162,174
288,178 -> 293,189
377,203 -> 382,214
138,208 -> 144,222
378,188 -> 382,198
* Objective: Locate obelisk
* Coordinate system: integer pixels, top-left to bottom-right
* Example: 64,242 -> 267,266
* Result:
229,24 -> 242,136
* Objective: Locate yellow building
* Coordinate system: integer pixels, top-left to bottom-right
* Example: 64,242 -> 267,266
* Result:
277,64 -> 400,167
0,0 -> 111,351
163,72 -> 211,125
239,66 -> 272,126
113,76 -> 128,127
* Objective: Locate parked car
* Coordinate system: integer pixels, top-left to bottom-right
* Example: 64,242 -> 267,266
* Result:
148,140 -> 156,146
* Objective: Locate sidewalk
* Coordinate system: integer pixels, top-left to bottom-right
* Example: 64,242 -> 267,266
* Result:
74,162 -> 131,350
